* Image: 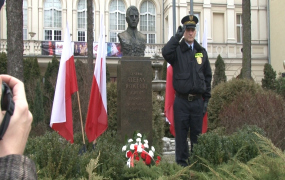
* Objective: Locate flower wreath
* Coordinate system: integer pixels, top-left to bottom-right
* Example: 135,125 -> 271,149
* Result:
122,132 -> 161,167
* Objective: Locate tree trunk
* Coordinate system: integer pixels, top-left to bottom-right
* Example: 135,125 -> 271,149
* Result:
242,0 -> 252,79
87,0 -> 94,85
6,0 -> 24,81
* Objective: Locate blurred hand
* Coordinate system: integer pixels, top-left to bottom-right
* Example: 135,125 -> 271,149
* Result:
0,75 -> 33,157
175,25 -> 186,41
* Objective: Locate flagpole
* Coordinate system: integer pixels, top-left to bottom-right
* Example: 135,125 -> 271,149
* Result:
77,91 -> 86,147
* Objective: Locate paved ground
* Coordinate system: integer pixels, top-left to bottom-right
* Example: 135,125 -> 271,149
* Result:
162,152 -> 175,163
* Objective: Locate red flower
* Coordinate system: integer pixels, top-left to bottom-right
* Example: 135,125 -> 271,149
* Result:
145,155 -> 152,165
134,145 -> 138,151
155,160 -> 160,165
126,151 -> 132,158
135,156 -> 140,161
141,151 -> 147,159
157,156 -> 161,161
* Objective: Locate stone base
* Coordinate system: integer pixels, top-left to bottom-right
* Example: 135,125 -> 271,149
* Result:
117,57 -> 153,145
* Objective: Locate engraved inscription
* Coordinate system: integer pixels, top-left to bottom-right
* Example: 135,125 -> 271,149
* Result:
124,71 -> 148,112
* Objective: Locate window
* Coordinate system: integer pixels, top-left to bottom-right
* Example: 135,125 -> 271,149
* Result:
194,13 -> 200,43
23,0 -> 27,40
140,1 -> 155,43
77,0 -> 94,42
237,14 -> 242,43
44,0 -> 62,41
109,0 -> 125,42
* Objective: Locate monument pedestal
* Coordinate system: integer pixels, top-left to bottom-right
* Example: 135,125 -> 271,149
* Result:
117,57 -> 153,144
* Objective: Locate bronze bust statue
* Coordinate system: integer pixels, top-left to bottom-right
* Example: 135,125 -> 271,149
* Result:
118,6 -> 146,57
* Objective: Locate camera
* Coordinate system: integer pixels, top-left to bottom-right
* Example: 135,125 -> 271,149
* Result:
1,82 -> 11,111
0,82 -> 15,140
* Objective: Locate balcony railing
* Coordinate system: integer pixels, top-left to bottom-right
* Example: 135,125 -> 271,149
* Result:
0,39 -> 268,60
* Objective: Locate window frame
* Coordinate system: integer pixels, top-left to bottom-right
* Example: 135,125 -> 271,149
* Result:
43,0 -> 62,41
23,0 -> 28,40
236,14 -> 243,43
140,0 -> 156,44
109,0 -> 126,43
77,0 -> 95,42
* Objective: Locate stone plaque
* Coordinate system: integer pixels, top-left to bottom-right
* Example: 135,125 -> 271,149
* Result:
117,57 -> 153,145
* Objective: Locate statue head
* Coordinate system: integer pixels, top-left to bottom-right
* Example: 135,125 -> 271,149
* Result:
126,6 -> 139,29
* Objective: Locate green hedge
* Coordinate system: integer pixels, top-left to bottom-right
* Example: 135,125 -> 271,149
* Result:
208,78 -> 262,129
190,125 -> 265,171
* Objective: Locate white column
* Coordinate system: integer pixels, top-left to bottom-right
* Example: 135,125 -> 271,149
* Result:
31,0 -> 39,40
226,0 -> 235,43
72,9 -> 77,41
38,7 -> 43,40
1,3 -> 7,39
203,0 -> 212,42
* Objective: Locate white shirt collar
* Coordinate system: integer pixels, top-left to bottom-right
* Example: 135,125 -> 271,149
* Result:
185,41 -> 194,49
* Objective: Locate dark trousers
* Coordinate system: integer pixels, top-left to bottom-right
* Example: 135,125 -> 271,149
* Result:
174,96 -> 203,167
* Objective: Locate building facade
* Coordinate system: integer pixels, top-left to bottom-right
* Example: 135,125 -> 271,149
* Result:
269,0 -> 285,76
0,0 -> 270,82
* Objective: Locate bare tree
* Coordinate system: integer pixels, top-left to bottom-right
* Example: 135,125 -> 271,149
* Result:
87,0 -> 94,86
6,0 -> 24,81
242,0 -> 252,79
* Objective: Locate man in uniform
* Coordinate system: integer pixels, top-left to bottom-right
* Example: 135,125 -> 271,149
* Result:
162,15 -> 212,167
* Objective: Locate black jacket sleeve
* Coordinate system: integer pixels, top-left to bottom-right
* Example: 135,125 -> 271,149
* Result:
162,36 -> 180,65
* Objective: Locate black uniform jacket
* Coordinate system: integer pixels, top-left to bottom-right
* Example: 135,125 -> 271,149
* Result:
162,36 -> 212,101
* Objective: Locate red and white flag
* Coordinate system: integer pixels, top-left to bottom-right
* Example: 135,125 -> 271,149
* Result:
50,22 -> 78,143
164,24 -> 176,136
164,63 -> 175,136
201,18 -> 208,133
85,13 -> 108,142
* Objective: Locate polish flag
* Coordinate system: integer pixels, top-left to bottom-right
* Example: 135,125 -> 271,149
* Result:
164,23 -> 176,136
164,63 -> 175,136
50,22 -> 78,143
85,13 -> 108,142
201,19 -> 208,133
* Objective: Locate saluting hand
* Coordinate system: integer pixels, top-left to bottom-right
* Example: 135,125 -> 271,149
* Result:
175,25 -> 186,41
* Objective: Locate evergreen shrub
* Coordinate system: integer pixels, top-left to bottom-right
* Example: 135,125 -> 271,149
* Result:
191,133 -> 285,180
212,54 -> 227,88
0,52 -> 7,74
190,125 -> 264,171
219,90 -> 285,150
33,80 -> 44,126
25,131 -> 95,179
207,78 -> 262,129
23,57 -> 41,114
43,56 -> 59,125
275,76 -> 285,99
262,63 -> 277,90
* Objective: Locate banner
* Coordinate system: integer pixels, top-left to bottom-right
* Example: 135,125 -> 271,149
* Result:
55,42 -> 74,55
107,43 -> 122,57
42,41 -> 122,57
74,42 -> 87,56
41,41 -> 55,55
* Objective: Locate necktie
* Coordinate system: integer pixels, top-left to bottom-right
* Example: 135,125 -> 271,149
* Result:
189,46 -> 192,52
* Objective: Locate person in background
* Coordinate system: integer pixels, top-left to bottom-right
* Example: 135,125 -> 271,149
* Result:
0,74 -> 37,179
162,15 -> 212,167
